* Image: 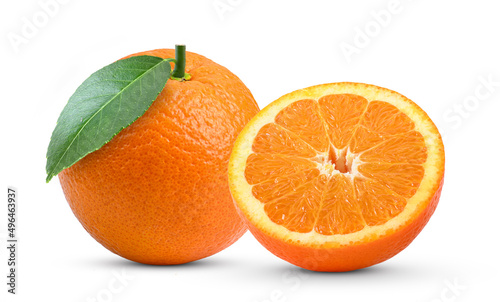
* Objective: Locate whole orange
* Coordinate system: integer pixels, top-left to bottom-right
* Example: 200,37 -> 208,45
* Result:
59,49 -> 259,264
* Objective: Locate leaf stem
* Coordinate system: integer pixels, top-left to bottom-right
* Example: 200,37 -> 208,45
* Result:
171,45 -> 191,81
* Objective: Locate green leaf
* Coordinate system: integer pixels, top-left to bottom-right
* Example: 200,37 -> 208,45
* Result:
46,55 -> 174,182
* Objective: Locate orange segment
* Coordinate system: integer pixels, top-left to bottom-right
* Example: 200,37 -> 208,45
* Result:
245,154 -> 317,185
251,169 -> 319,203
349,101 -> 417,153
361,101 -> 415,136
317,94 -> 368,149
252,123 -> 317,157
274,99 -> 329,152
357,163 -> 425,198
314,174 -> 365,235
349,126 -> 384,154
264,175 -> 326,233
353,177 -> 407,226
359,131 -> 427,164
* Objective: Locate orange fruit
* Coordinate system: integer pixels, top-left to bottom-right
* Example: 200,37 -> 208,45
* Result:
59,49 -> 260,264
229,82 -> 445,272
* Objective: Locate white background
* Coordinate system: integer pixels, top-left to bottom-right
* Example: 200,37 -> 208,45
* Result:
1,0 -> 499,301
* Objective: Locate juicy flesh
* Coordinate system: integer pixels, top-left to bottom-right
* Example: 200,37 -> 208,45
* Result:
245,94 -> 427,235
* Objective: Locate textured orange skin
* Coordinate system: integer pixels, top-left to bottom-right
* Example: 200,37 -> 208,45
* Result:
59,49 -> 259,264
244,176 -> 444,272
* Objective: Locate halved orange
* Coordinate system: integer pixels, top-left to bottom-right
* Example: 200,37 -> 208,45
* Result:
229,82 -> 445,272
